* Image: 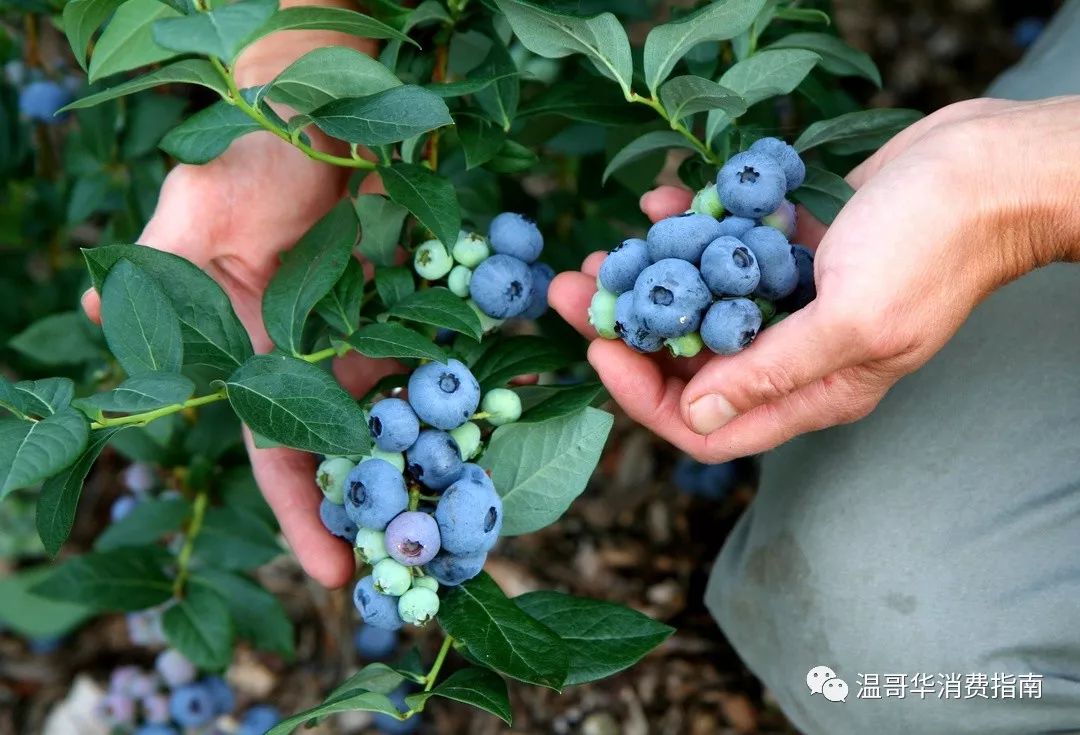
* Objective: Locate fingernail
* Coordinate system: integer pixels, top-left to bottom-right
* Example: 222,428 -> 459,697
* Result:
688,394 -> 737,434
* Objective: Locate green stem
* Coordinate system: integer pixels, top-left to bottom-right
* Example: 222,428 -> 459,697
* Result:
89,389 -> 228,430
301,344 -> 346,363
627,92 -> 720,165
173,489 -> 209,597
401,634 -> 455,717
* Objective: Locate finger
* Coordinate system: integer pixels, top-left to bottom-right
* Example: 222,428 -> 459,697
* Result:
793,204 -> 827,250
640,186 -> 693,223
244,430 -> 356,589
582,251 -> 606,278
332,350 -> 404,399
81,288 -> 102,325
549,271 -> 599,338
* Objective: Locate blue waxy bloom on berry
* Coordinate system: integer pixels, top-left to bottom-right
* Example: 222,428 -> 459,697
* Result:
406,430 -> 464,490
384,511 -> 441,566
598,238 -> 650,294
407,358 -> 480,431
469,253 -> 534,318
238,705 -> 281,735
673,456 -> 740,500
748,137 -> 806,191
700,236 -> 761,297
488,212 -> 543,263
110,495 -> 139,523
521,262 -> 555,319
700,298 -> 763,355
204,676 -> 234,715
646,213 -> 725,264
632,258 -> 712,338
614,292 -> 663,353
122,463 -> 156,494
155,649 -> 195,688
741,226 -> 798,300
18,80 -> 72,123
717,151 -> 787,218
142,693 -> 170,724
716,216 -> 757,239
413,239 -> 454,280
169,684 -> 215,728
369,398 -> 421,452
316,457 -> 353,504
135,726 -> 179,735
424,549 -> 487,586
779,244 -> 816,311
343,459 -> 408,530
319,498 -> 358,541
353,575 -> 404,630
354,624 -> 399,660
398,587 -> 440,626
435,470 -> 502,555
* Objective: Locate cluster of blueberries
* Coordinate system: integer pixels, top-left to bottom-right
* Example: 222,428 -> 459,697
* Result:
317,359 -> 520,631
97,649 -> 279,735
590,137 -> 815,357
413,212 -> 554,325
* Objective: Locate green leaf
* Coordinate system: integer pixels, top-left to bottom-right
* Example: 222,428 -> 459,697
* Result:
159,98 -> 262,165
263,200 -> 358,355
267,46 -> 401,114
405,668 -> 511,725
315,258 -> 365,335
707,48 -> 820,143
473,40 -> 520,131
226,354 -> 370,455
95,497 -> 190,550
36,428 -> 126,556
486,139 -> 538,174
438,572 -> 569,689
387,288 -> 483,341
793,108 -> 923,154
374,267 -> 415,309
1,378 -> 76,419
65,60 -> 227,111
153,0 -> 278,62
789,165 -> 854,226
83,245 -> 253,377
471,336 -> 573,390
519,80 -> 650,126
768,31 -> 881,87
495,0 -> 632,95
88,0 -> 181,83
250,6 -> 414,47
515,591 -> 674,685
329,663 -> 405,699
480,408 -> 612,535
425,73 -> 518,98
603,131 -> 697,184
101,259 -> 184,376
456,115 -> 506,169
642,0 -> 765,94
75,374 -> 195,417
0,410 -> 89,500
0,567 -> 95,639
309,86 -> 451,147
347,323 -> 446,363
773,7 -> 831,25
123,95 -> 193,158
520,382 -> 607,423
266,691 -> 401,735
659,75 -> 746,120
32,547 -> 172,611
9,312 -> 103,366
379,163 -> 461,248
194,569 -> 294,658
63,0 -> 123,72
163,584 -> 234,669
193,507 -> 281,570
355,194 -> 407,267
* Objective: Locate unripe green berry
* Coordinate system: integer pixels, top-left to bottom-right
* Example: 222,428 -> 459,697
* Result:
397,587 -> 440,626
357,448 -> 405,473
665,332 -> 704,358
372,557 -> 412,596
316,457 -> 353,504
690,183 -> 724,218
466,299 -> 505,334
447,265 -> 472,298
414,239 -> 454,280
766,312 -> 789,328
412,575 -> 439,592
356,527 -> 388,564
481,389 -> 522,426
753,298 -> 776,323
588,289 -> 618,339
452,232 -> 490,268
449,421 -> 482,460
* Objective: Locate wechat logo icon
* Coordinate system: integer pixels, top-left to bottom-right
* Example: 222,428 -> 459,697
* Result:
807,666 -> 848,703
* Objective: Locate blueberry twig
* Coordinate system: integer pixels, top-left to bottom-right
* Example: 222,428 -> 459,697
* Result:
172,489 -> 209,597
400,634 -> 455,719
626,92 -> 720,165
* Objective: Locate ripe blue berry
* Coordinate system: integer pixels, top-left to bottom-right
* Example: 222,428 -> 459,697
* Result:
135,726 -> 180,735
673,456 -> 739,500
434,470 -> 502,554
319,498 -> 358,541
141,693 -> 171,724
373,686 -> 421,734
469,253 -> 534,318
480,388 -> 522,426
413,239 -> 454,280
748,137 -> 806,191
384,511 -> 441,566
406,430 -> 464,490
238,705 -> 281,735
700,236 -> 761,297
779,244 -> 816,311
717,151 -> 786,218
343,459 -> 408,530
740,226 -> 798,300
316,457 -> 353,504
716,215 -> 757,239
155,649 -> 196,688
700,298 -> 763,355
598,238 -> 650,294
521,262 -> 555,319
423,549 -> 487,586
646,213 -> 725,264
353,575 -> 404,630
632,258 -> 712,338
110,494 -> 139,523
488,212 -> 543,263
407,358 -> 480,431
18,80 -> 71,123
613,292 -> 663,353
203,676 -> 235,715
368,398 -> 421,452
397,587 -> 440,626
122,463 -> 156,494
169,684 -> 215,728
354,624 -> 399,660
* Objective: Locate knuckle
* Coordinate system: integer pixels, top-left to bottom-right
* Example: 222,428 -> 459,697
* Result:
741,364 -> 799,407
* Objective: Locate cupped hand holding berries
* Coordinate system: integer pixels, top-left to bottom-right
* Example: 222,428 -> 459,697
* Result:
550,97 -> 1080,463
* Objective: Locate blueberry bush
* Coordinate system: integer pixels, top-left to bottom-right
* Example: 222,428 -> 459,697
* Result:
0,0 -> 922,730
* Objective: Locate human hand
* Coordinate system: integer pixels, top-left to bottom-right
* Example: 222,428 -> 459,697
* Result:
550,97 -> 1080,463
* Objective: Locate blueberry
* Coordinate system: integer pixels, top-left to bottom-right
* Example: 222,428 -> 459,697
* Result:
18,80 -> 72,123
717,151 -> 787,218
588,288 -> 619,339
141,693 -> 171,724
665,332 -> 704,358
448,421 -> 482,460
369,398 -> 421,452
453,231 -> 491,267
423,549 -> 487,586
778,244 -> 816,311
700,298 -> 763,355
740,226 -> 799,300
122,463 -> 157,494
434,470 -> 502,555
407,358 -> 480,430
125,609 -> 166,647
373,686 -> 421,734
488,212 -> 543,263
98,692 -> 136,726
110,494 -> 139,523
109,666 -> 141,695
373,558 -> 413,595
412,575 -> 439,592
673,455 -> 739,500
203,675 -> 235,715
748,137 -> 806,191
238,704 -> 281,735
353,575 -> 404,630
613,292 -> 664,353
479,388 -> 522,426
690,183 -> 724,218
366,447 -> 406,472
397,587 -> 440,626
316,457 -> 354,504
716,216 -> 757,238
384,511 -> 441,566
406,430 -> 464,490
632,258 -> 712,338
646,213 -> 725,264
413,239 -> 454,280
700,236 -> 761,297
355,527 -> 389,564
134,726 -> 180,735
469,253 -> 535,318
447,264 -> 472,297
598,238 -> 650,294
354,624 -> 399,660
169,684 -> 215,728
760,199 -> 797,238
319,498 -> 359,541
343,459 -> 408,531
520,262 -> 555,319
155,649 -> 196,689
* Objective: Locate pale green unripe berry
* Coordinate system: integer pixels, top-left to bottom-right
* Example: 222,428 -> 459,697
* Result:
665,332 -> 704,358
316,457 -> 353,504
355,528 -> 388,564
357,448 -> 405,473
372,558 -> 412,596
481,389 -> 522,426
397,587 -> 440,626
466,299 -> 505,334
588,289 -> 618,339
754,298 -> 776,323
449,421 -> 482,460
412,575 -> 439,592
448,265 -> 472,298
690,183 -> 724,218
414,239 -> 454,280
452,232 -> 490,268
